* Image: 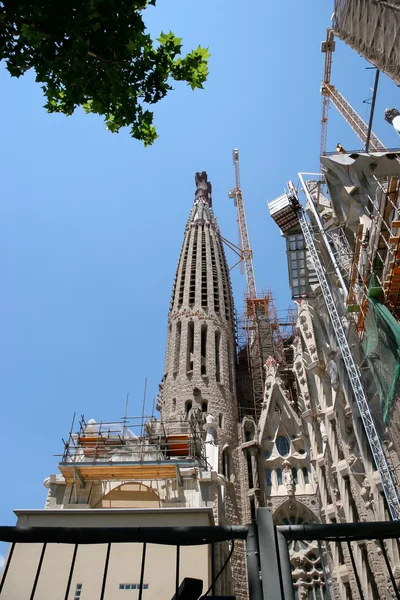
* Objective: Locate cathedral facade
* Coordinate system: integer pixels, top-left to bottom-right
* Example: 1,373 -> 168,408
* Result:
2,169 -> 400,600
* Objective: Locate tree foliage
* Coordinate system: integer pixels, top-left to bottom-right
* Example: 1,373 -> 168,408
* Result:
0,0 -> 210,144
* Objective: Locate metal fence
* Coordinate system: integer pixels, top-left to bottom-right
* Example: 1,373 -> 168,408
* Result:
1,509 -> 400,599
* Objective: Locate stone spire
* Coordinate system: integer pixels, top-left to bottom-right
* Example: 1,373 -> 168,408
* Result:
159,172 -> 238,453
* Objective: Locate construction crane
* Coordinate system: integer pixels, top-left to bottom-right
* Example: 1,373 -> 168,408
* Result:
320,29 -> 386,156
228,150 -> 265,420
285,180 -> 400,520
229,150 -> 257,300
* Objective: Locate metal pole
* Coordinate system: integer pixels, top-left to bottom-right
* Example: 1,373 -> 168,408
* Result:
257,508 -> 282,600
30,543 -> 47,600
277,531 -> 294,600
0,525 -> 249,546
365,70 -> 380,153
246,524 -> 263,600
277,520 -> 400,540
0,542 -> 15,594
298,172 -> 348,299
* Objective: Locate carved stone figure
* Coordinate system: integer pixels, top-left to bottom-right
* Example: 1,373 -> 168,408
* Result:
205,414 -> 217,444
327,358 -> 339,390
318,417 -> 327,442
283,460 -> 294,496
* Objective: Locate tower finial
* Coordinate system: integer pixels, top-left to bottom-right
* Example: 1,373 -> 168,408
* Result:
195,171 -> 212,207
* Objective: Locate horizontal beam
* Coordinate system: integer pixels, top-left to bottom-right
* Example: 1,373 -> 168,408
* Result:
277,520 -> 400,541
0,525 -> 249,546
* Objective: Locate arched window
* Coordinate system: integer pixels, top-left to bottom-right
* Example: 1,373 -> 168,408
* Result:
172,398 -> 176,412
244,420 -> 255,442
173,321 -> 181,373
276,468 -> 283,485
266,469 -> 272,487
185,400 -> 192,415
222,448 -> 231,480
201,324 -> 207,375
247,454 -> 254,488
187,322 -> 194,372
263,449 -> 271,460
215,331 -> 221,382
302,467 -> 309,484
277,436 -> 290,457
219,413 -> 223,428
201,401 -> 208,413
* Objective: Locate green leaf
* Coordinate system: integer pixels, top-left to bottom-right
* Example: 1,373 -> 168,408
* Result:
0,2 -> 209,145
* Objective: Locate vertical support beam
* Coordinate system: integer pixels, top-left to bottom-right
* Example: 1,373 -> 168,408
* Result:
99,543 -> 111,600
0,542 -> 15,594
365,70 -> 380,153
30,543 -> 47,600
246,524 -> 263,600
257,508 -> 282,600
277,531 -> 294,600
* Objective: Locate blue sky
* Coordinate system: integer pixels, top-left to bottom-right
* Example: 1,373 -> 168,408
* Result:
0,0 -> 399,545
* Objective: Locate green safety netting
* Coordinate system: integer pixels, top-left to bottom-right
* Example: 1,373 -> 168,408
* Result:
362,297 -> 400,424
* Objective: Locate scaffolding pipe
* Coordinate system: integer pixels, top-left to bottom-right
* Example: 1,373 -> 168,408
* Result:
299,173 -> 349,299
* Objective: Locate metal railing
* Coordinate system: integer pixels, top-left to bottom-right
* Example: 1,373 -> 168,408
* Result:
2,509 -> 400,599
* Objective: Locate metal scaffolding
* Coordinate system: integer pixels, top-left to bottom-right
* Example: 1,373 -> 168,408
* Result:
284,178 -> 400,521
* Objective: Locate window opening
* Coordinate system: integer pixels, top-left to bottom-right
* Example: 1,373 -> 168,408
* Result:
209,235 -> 220,313
119,583 -> 149,590
74,584 -> 82,600
215,330 -> 221,382
344,583 -> 353,600
287,233 -> 308,298
174,321 -> 181,373
201,401 -> 208,413
185,400 -> 192,415
331,420 -> 345,461
227,341 -> 233,392
247,454 -> 254,489
344,476 -> 360,521
321,466 -> 333,505
201,324 -> 207,375
337,541 -> 345,565
178,230 -> 191,308
276,468 -> 283,485
292,468 -> 298,485
266,469 -> 272,486
245,426 -> 254,442
187,322 -> 194,372
277,436 -> 290,457
263,449 -> 271,460
250,497 -> 256,523
201,227 -> 207,307
172,398 -> 176,412
189,229 -> 198,306
222,448 -> 231,479
302,467 -> 309,484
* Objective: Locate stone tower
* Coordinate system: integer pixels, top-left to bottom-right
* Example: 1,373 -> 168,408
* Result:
159,171 -> 238,456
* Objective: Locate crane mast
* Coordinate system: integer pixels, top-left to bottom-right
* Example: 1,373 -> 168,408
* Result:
232,149 -> 257,300
320,28 -> 386,155
230,149 -> 265,420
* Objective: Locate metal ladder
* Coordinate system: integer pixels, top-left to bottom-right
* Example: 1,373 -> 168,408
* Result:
296,200 -> 400,520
